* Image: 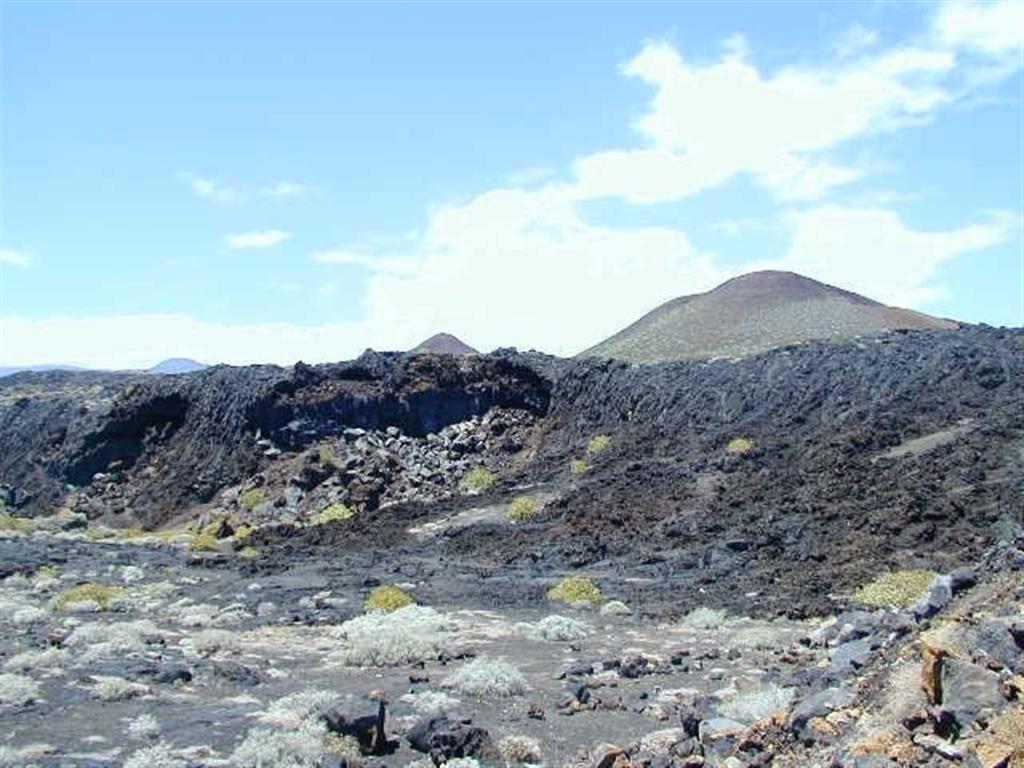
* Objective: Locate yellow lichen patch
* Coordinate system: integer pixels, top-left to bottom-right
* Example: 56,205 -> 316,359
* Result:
364,584 -> 414,613
586,434 -> 612,456
237,546 -> 261,559
507,496 -> 540,523
460,467 -> 496,493
726,437 -> 754,455
547,576 -> 603,604
569,459 -> 589,475
0,512 -> 35,534
853,570 -> 937,609
310,503 -> 353,526
54,583 -> 125,610
239,489 -> 266,510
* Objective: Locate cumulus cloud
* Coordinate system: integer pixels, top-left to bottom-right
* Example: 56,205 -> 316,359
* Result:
225,230 -> 291,249
185,175 -> 238,203
0,248 -> 32,268
933,0 -> 1024,57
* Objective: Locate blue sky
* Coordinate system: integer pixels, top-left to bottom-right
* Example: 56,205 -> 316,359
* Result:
1,0 -> 1021,367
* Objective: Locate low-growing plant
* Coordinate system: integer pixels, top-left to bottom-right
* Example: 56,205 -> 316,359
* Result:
123,742 -> 186,768
519,614 -> 590,641
681,606 -> 729,629
231,719 -> 326,768
331,605 -> 454,667
587,434 -> 612,456
239,488 -> 266,510
266,689 -> 339,724
569,459 -> 589,475
318,443 -> 338,466
0,673 -> 41,707
127,713 -> 161,741
547,576 -> 603,604
499,735 -> 543,765
237,546 -> 261,559
33,564 -> 60,581
726,437 -> 754,455
853,570 -> 937,608
184,628 -> 237,656
506,496 -> 540,523
3,647 -> 65,672
600,599 -> 631,616
717,683 -> 796,723
365,584 -> 414,613
53,582 -> 125,611
460,467 -> 496,493
187,530 -> 221,553
0,512 -> 35,534
443,657 -> 527,697
91,675 -> 148,701
311,503 -> 353,526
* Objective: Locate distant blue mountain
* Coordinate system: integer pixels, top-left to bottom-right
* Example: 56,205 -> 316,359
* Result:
0,364 -> 90,378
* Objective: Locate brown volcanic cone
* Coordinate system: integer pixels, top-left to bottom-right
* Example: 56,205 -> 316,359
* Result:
412,332 -> 479,356
581,270 -> 957,363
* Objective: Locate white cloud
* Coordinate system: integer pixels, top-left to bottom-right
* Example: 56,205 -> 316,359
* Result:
572,40 -> 953,204
0,248 -> 32,268
774,205 -> 1014,306
933,0 -> 1024,57
185,175 -> 238,203
262,181 -> 306,198
225,230 -> 291,249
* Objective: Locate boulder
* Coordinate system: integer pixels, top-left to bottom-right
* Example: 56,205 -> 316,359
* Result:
789,688 -> 854,740
322,696 -> 389,755
407,715 -> 493,761
939,658 -> 1005,730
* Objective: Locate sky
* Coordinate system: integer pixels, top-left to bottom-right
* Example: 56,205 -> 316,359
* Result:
1,0 -> 1022,368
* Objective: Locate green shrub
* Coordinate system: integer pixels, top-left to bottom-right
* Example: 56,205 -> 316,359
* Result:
237,546 -> 261,559
319,444 -> 338,466
569,459 -> 589,475
311,503 -> 353,526
726,437 -> 754,455
587,434 -> 612,456
187,530 -> 221,552
365,584 -> 414,613
239,489 -> 266,510
853,570 -> 937,608
460,467 -> 496,493
54,582 -> 125,610
507,496 -> 540,523
547,576 -> 603,604
0,512 -> 35,534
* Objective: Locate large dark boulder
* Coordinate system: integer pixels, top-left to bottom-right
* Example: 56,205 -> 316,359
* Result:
407,715 -> 494,761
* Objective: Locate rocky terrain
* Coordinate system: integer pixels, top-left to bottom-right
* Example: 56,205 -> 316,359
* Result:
581,272 -> 957,363
0,322 -> 1021,767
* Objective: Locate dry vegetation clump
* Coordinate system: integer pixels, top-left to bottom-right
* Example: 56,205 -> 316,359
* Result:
123,742 -> 187,768
853,570 -> 937,608
519,615 -> 591,641
569,459 -> 589,475
239,488 -> 266,510
547,576 -> 603,605
237,545 -> 261,559
460,467 -> 496,493
365,584 -> 414,612
53,582 -> 125,611
127,713 -> 161,741
600,600 -> 631,616
681,606 -> 729,629
232,715 -> 327,768
0,673 -> 41,707
91,675 -> 149,701
443,657 -> 527,697
331,605 -> 454,667
318,443 -> 338,466
183,628 -> 238,657
586,434 -> 612,456
717,683 -> 796,723
0,512 -> 36,534
506,496 -> 540,523
310,503 -> 353,526
498,734 -> 543,764
3,648 -> 65,672
726,437 -> 754,455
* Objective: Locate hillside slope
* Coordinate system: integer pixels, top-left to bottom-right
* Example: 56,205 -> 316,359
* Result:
581,270 -> 957,363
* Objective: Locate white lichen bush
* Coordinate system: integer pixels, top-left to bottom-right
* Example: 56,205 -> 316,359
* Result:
717,683 -> 796,724
443,657 -> 528,697
330,605 -> 455,667
0,673 -> 41,707
121,565 -> 146,584
399,690 -> 461,715
3,647 -> 65,672
65,619 -> 158,662
182,628 -> 237,657
264,689 -> 339,727
91,675 -> 149,701
122,742 -> 186,768
231,719 -> 326,768
498,734 -> 543,764
519,615 -> 590,642
599,600 -> 631,616
127,712 -> 161,741
11,605 -> 48,625
681,606 -> 729,630
445,759 -> 482,768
